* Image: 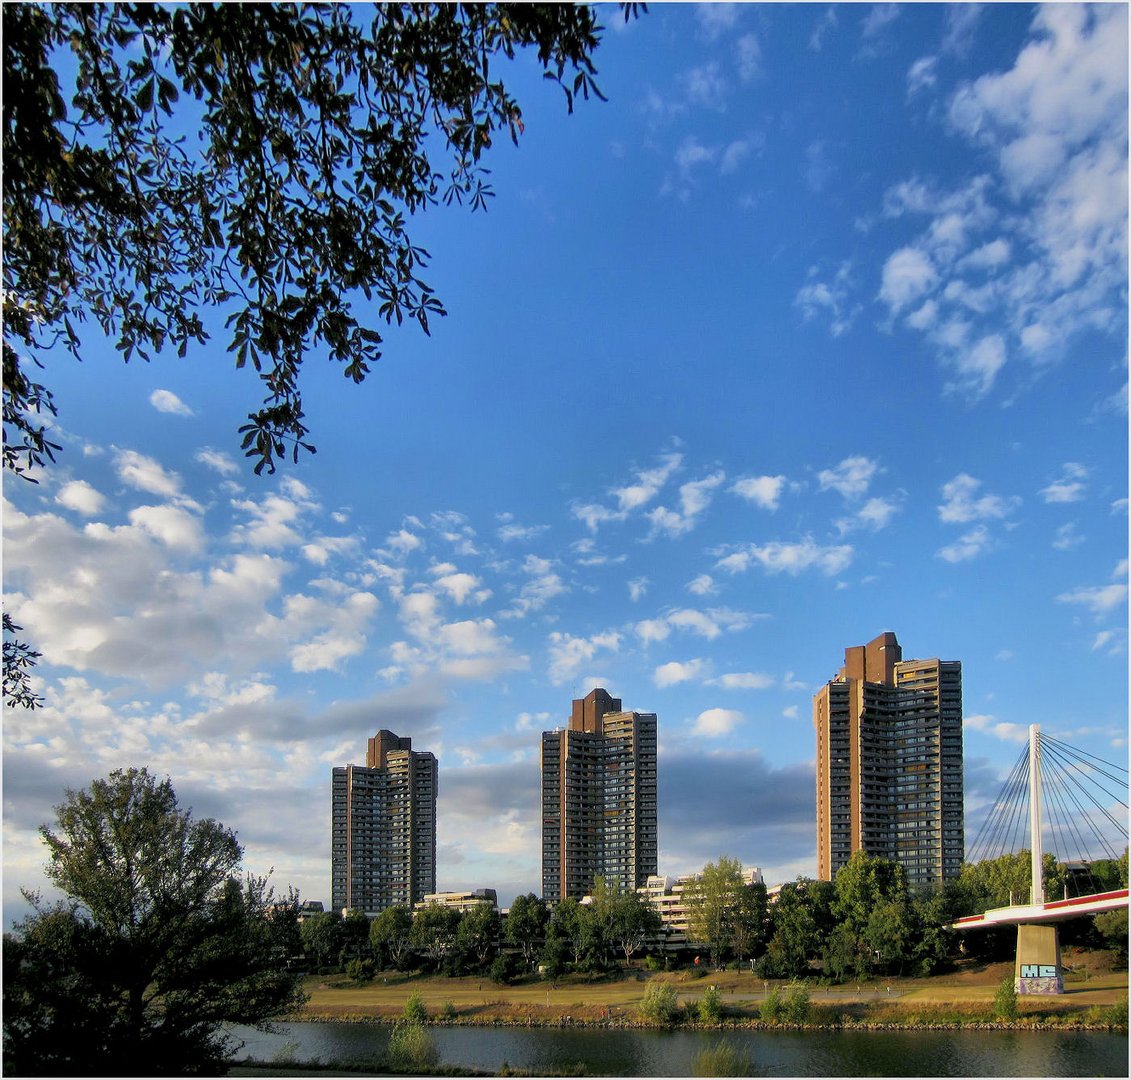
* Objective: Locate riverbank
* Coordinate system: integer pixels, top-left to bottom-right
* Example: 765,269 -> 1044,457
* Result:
291,951 -> 1128,1033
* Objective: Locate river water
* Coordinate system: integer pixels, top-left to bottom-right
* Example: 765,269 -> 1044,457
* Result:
230,1020 -> 1128,1076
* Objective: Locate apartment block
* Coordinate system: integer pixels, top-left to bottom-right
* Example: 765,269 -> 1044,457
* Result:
813,632 -> 963,887
541,688 -> 658,902
331,729 -> 437,914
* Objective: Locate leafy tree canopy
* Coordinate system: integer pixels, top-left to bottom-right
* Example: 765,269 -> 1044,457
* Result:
3,1 -> 638,480
2,767 -> 305,1075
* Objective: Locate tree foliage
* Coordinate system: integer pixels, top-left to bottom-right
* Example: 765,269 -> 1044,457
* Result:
2,1 -> 637,479
2,767 -> 305,1075
505,892 -> 549,969
682,856 -> 764,969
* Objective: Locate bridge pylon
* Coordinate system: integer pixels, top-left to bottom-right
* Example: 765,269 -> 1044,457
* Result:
1015,724 -> 1063,995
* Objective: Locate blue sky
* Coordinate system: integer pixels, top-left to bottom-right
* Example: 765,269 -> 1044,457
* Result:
3,3 -> 1127,921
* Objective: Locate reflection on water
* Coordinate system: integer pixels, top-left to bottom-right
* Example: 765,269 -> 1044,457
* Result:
230,1020 -> 1129,1077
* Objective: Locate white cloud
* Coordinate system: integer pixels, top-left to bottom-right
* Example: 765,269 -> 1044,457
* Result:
691,707 -> 744,738
433,571 -> 486,605
384,527 -> 423,556
837,495 -> 901,534
1040,463 -> 1089,504
950,333 -> 1006,397
735,33 -> 762,82
907,56 -> 937,98
1051,523 -> 1084,551
195,448 -> 240,477
628,577 -> 649,603
55,480 -> 105,516
128,504 -> 204,553
634,618 -> 671,645
730,474 -> 786,510
879,246 -> 937,312
654,659 -> 708,688
647,472 -> 725,537
938,474 -> 1020,523
818,456 -> 879,500
1056,583 -> 1128,616
149,389 -> 194,417
547,630 -> 621,685
709,671 -> 774,690
936,525 -> 993,563
497,522 -> 548,543
715,538 -> 854,577
687,574 -> 717,597
965,713 -> 1029,744
114,449 -> 182,498
667,607 -> 751,640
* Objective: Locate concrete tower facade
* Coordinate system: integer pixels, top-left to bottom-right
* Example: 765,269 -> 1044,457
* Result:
813,632 -> 963,887
331,729 -> 437,914
541,688 -> 658,903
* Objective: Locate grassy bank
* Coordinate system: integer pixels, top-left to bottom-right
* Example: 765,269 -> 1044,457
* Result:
292,951 -> 1127,1032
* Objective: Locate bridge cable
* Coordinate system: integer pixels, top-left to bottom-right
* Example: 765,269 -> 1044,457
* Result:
966,741 -> 1028,864
1039,742 -> 1127,858
1040,735 -> 1129,797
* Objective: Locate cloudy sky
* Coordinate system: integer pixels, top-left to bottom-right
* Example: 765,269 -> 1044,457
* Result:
4,3 -> 1127,922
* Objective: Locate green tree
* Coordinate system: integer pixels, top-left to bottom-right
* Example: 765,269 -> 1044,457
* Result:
637,981 -> 679,1025
505,892 -> 549,970
411,903 -> 461,972
300,910 -> 343,970
683,858 -> 766,970
731,880 -> 769,968
758,879 -> 820,980
454,901 -> 500,972
1093,908 -> 1129,967
549,895 -> 589,969
2,768 -> 305,1075
596,881 -> 660,966
339,908 -> 371,964
369,904 -> 414,971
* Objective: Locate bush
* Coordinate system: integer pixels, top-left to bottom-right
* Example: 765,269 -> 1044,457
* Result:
644,954 -> 667,972
760,986 -> 783,1023
993,976 -> 1018,1022
638,982 -> 680,1025
692,1040 -> 754,1077
783,981 -> 810,1024
403,989 -> 428,1023
386,1022 -> 438,1072
440,1000 -> 457,1020
490,954 -> 517,985
345,957 -> 374,984
697,984 -> 723,1024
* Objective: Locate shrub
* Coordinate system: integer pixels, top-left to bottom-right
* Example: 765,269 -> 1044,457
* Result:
345,957 -> 374,984
783,981 -> 810,1024
644,954 -> 667,972
993,976 -> 1018,1022
760,986 -> 783,1023
403,989 -> 428,1023
692,1040 -> 754,1077
490,954 -> 517,985
386,1022 -> 438,1072
440,1000 -> 457,1020
697,984 -> 723,1024
638,982 -> 680,1025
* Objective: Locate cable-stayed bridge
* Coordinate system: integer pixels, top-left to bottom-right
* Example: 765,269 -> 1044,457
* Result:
948,725 -> 1128,993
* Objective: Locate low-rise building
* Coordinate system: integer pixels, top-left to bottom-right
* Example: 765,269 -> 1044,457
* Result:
416,888 -> 498,913
637,867 -> 764,947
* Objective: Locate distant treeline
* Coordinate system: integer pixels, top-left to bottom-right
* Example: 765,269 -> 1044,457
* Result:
304,849 -> 1129,983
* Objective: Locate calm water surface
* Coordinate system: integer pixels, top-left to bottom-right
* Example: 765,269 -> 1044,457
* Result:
230,1020 -> 1128,1076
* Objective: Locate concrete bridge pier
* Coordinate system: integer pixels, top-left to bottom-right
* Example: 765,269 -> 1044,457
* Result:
1014,923 -> 1063,994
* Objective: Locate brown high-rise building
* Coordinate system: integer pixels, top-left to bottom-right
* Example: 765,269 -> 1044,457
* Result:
331,730 -> 437,913
541,688 -> 658,903
813,632 -> 963,888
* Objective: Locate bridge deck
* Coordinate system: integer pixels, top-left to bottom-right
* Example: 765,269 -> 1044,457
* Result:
949,888 -> 1128,930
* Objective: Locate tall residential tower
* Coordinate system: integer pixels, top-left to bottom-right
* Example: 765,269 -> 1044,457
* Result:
331,729 -> 437,914
541,688 -> 658,903
813,632 -> 963,887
